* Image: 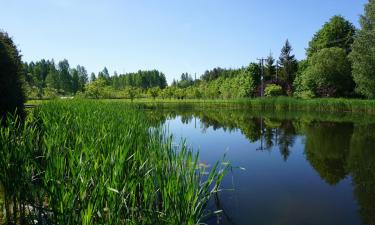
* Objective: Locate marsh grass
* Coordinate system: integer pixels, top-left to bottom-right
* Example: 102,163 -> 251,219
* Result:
0,100 -> 228,224
97,97 -> 375,114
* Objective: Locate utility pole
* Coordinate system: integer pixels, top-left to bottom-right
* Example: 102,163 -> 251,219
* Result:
276,60 -> 279,81
257,58 -> 266,97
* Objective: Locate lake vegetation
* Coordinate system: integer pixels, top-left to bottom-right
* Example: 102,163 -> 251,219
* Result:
0,100 -> 228,224
1,0 -> 375,225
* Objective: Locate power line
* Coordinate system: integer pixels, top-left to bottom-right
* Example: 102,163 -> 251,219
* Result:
257,58 -> 266,97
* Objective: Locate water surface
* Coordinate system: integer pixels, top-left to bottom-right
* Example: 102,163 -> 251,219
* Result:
150,108 -> 375,225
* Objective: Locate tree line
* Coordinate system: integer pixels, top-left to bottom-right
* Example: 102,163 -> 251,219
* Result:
1,0 -> 375,118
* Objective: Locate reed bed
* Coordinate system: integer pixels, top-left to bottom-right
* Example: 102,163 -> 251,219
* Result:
125,97 -> 375,114
0,100 -> 227,224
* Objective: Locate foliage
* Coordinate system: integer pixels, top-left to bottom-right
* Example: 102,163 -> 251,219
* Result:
299,48 -> 354,97
265,84 -> 283,97
349,0 -> 375,98
147,87 -> 161,99
265,53 -> 276,80
111,70 -> 167,90
306,15 -> 356,57
0,101 -> 228,224
85,78 -> 108,99
0,31 -> 25,122
172,73 -> 195,88
279,39 -> 298,85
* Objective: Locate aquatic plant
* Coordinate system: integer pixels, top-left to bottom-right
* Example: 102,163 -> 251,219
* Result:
0,100 -> 228,224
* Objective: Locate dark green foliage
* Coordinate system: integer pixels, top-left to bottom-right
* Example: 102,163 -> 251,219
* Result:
305,122 -> 352,185
0,31 -> 25,122
306,15 -> 356,57
279,39 -> 298,85
301,48 -> 354,97
265,53 -> 276,80
172,73 -> 194,88
349,0 -> 375,98
111,70 -> 167,89
90,72 -> 96,82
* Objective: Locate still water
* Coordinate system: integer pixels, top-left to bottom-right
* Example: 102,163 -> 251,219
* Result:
152,108 -> 375,225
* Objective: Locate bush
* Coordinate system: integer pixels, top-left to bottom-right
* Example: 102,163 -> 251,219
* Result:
265,84 -> 283,97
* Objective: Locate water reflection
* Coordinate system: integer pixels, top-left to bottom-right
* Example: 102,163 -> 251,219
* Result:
145,107 -> 375,225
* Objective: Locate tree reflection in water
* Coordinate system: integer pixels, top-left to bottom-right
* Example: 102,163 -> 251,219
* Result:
146,106 -> 375,225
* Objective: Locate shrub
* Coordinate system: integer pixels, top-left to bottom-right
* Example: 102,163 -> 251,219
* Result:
265,84 -> 283,97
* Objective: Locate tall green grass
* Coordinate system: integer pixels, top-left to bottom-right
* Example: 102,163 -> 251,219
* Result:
121,97 -> 375,114
0,100 -> 228,224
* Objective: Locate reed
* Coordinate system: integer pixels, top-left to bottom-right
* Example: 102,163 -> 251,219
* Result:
0,100 -> 228,224
122,97 -> 375,114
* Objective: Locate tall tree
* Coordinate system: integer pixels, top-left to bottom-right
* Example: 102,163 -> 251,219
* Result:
58,59 -> 72,93
76,65 -> 88,92
306,15 -> 356,57
45,70 -> 59,90
71,68 -> 80,94
98,67 -> 110,84
349,0 -> 375,98
90,72 -> 96,82
0,31 -> 25,122
265,53 -> 276,80
279,39 -> 298,85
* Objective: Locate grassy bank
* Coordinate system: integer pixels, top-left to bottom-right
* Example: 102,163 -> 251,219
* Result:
28,97 -> 375,114
0,100 -> 227,224
130,97 -> 375,114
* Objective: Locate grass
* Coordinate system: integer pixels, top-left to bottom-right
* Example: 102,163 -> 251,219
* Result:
28,97 -> 375,114
0,100 -> 228,224
129,97 -> 375,114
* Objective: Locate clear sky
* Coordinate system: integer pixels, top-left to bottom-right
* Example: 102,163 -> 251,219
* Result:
0,0 -> 368,84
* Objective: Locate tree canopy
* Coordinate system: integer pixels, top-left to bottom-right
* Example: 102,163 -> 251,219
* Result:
349,0 -> 375,98
0,31 -> 25,122
306,15 -> 356,57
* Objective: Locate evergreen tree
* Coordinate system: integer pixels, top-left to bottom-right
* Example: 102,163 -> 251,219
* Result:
45,70 -> 59,90
58,59 -> 72,93
265,53 -> 276,80
71,69 -> 80,94
90,72 -> 96,82
0,31 -> 25,122
76,65 -> 88,91
279,39 -> 298,85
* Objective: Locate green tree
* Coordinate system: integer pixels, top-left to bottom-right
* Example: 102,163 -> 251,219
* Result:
265,53 -> 276,80
148,87 -> 161,99
0,31 -> 25,122
90,72 -> 96,82
45,70 -> 59,90
85,78 -> 107,99
306,15 -> 356,57
98,67 -> 110,84
349,0 -> 375,98
279,39 -> 298,85
301,48 -> 354,97
71,69 -> 80,94
77,65 -> 88,92
58,59 -> 72,94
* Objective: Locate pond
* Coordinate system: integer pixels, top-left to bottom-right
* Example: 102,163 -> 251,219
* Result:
149,107 -> 375,225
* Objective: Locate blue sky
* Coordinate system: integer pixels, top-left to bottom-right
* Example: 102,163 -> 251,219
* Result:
1,0 -> 367,83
